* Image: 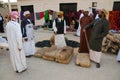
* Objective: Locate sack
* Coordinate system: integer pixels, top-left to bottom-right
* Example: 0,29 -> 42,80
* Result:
89,49 -> 102,63
55,46 -> 73,60
42,45 -> 57,61
55,34 -> 66,48
55,55 -> 72,64
75,31 -> 90,67
76,53 -> 90,67
34,47 -> 49,58
55,46 -> 73,64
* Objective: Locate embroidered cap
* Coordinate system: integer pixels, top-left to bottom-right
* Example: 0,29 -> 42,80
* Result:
23,11 -> 30,16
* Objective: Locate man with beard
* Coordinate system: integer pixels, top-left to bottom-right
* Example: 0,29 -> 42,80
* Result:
83,9 -> 109,68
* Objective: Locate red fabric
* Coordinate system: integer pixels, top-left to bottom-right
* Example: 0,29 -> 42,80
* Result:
39,12 -> 44,19
109,11 -> 120,30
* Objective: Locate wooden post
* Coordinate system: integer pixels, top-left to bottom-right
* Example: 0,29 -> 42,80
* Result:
8,0 -> 11,12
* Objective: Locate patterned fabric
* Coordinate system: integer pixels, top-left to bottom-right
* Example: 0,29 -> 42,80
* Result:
39,11 -> 44,19
36,12 -> 40,20
44,10 -> 50,22
109,11 -> 120,30
102,33 -> 120,54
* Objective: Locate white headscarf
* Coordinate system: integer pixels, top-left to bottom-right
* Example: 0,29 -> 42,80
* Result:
10,11 -> 19,22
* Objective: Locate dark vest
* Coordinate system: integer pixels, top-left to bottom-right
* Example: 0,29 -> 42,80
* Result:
55,18 -> 64,34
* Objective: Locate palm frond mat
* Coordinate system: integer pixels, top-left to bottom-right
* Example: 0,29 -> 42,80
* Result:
35,40 -> 80,48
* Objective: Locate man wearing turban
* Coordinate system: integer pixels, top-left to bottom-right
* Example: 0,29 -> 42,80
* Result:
84,9 -> 109,68
6,11 -> 27,73
21,11 -> 36,57
52,11 -> 67,47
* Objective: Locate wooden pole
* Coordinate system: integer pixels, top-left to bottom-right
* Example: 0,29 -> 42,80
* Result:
8,0 -> 11,12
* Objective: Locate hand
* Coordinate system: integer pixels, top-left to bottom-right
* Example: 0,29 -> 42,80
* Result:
24,38 -> 28,41
18,48 -> 21,51
54,32 -> 57,35
83,29 -> 86,32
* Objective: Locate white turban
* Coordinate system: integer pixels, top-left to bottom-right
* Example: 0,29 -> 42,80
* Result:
23,11 -> 30,16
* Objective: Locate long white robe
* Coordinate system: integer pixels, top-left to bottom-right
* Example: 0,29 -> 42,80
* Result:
117,49 -> 120,61
6,21 -> 27,72
23,19 -> 36,56
76,13 -> 84,36
89,49 -> 102,63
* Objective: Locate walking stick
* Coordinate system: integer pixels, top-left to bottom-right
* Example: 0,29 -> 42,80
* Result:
84,31 -> 90,51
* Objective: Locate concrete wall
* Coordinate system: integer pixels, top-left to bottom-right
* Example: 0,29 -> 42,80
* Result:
0,2 -> 18,18
0,7 -> 9,19
17,0 -> 120,25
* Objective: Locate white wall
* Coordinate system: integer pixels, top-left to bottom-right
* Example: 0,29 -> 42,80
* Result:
17,0 -> 120,25
0,7 -> 9,19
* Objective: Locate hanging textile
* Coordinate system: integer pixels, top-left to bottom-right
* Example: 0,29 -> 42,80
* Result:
36,12 -> 40,20
44,10 -> 50,22
39,11 -> 44,19
109,11 -> 120,30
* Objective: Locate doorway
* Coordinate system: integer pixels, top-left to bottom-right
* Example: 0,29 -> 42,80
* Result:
21,5 -> 35,24
113,1 -> 120,11
60,3 -> 77,15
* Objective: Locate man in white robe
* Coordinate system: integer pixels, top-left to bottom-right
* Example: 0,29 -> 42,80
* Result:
21,11 -> 36,57
6,11 -> 27,73
117,49 -> 120,62
75,13 -> 84,37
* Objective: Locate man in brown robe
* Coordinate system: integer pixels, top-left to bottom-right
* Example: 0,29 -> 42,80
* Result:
78,11 -> 93,53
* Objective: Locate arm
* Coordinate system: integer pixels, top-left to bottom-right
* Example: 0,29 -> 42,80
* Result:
15,24 -> 23,50
64,20 -> 66,34
97,20 -> 109,38
80,17 -> 83,27
52,20 -> 57,33
84,20 -> 95,30
2,16 -> 4,22
21,20 -> 27,38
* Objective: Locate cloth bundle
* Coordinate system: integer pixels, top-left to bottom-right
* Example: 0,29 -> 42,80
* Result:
76,53 -> 90,67
75,31 -> 90,67
34,47 -> 49,58
102,33 -> 120,53
34,46 -> 74,64
55,46 -> 74,64
42,45 -> 58,61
